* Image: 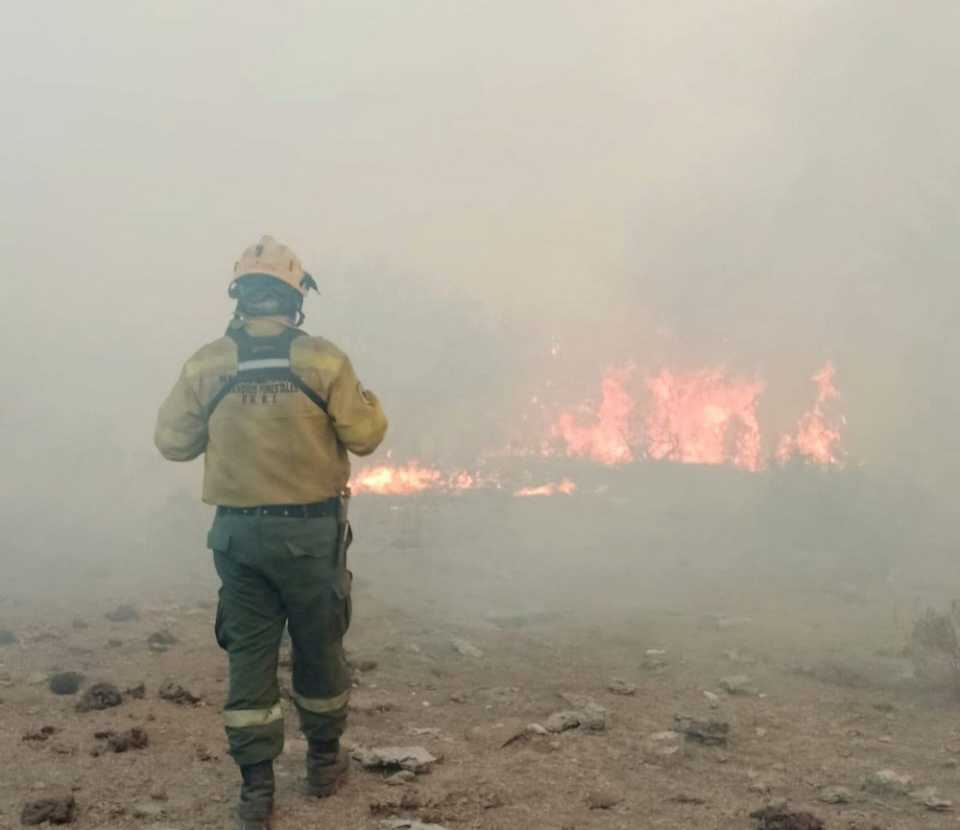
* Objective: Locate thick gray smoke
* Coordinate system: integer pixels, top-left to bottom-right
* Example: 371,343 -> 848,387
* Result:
1,1 -> 958,581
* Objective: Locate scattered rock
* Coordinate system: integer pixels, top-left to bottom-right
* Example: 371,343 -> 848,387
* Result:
451,638 -> 483,658
353,745 -> 438,773
106,639 -> 123,649
92,728 -> 149,755
76,683 -> 122,713
125,683 -> 146,700
48,672 -> 83,696
158,679 -> 200,705
105,605 -> 139,623
545,710 -> 583,733
147,631 -> 178,652
863,768 -> 913,796
385,770 -> 417,786
909,786 -> 953,812
750,804 -> 824,829
0,629 -> 18,645
20,796 -> 77,825
554,695 -> 608,731
23,726 -> 58,743
673,715 -> 730,746
587,789 -> 623,810
607,678 -> 637,696
719,675 -> 754,695
379,819 -> 449,830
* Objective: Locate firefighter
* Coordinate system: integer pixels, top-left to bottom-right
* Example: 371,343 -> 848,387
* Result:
155,235 -> 388,828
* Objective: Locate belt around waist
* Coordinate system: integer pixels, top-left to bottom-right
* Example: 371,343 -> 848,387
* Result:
216,498 -> 339,519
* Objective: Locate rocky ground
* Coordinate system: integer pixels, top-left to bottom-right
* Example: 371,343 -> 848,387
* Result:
2,488 -> 959,829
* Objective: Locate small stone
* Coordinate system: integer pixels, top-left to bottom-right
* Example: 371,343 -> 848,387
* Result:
105,604 -> 139,623
451,638 -> 483,658
448,692 -> 466,703
150,788 -> 169,801
71,619 -> 88,630
607,678 -> 637,696
673,715 -> 730,746
749,781 -> 771,794
353,745 -> 438,773
106,639 -> 123,648
755,727 -> 767,737
385,770 -> 417,786
92,727 -> 149,754
20,797 -> 77,825
76,683 -> 122,712
910,786 -> 953,812
749,804 -> 823,829
49,672 -> 84,696
158,679 -> 200,705
545,711 -> 582,733
863,768 -> 913,796
719,675 -> 753,695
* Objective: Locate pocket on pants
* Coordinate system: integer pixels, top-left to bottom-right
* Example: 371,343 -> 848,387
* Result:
283,517 -> 339,561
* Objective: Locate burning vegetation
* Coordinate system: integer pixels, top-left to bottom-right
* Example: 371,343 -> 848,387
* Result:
351,360 -> 846,496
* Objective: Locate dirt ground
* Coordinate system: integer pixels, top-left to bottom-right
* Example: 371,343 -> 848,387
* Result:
2,487 -> 959,830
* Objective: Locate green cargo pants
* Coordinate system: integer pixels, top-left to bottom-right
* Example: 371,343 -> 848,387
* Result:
207,512 -> 352,767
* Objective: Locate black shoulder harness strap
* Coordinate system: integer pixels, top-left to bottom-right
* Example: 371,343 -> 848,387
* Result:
205,326 -> 330,420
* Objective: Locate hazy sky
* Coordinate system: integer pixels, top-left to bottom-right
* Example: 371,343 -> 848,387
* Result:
2,1 -> 958,516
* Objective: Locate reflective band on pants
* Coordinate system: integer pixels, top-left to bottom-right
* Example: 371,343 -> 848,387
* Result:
292,689 -> 350,714
223,701 -> 284,729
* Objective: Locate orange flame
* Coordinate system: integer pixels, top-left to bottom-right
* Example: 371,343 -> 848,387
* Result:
515,479 -> 577,497
350,462 -> 444,495
645,368 -> 764,470
776,361 -> 843,466
550,367 -> 636,465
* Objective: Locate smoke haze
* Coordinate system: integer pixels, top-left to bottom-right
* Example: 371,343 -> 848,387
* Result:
1,1 -> 958,574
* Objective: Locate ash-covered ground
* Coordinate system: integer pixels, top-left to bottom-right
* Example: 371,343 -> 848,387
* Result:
2,465 -> 959,829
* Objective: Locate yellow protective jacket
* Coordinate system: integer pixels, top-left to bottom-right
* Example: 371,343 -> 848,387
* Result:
155,317 -> 388,506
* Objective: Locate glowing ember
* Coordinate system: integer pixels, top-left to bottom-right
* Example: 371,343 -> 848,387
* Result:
550,367 -> 636,465
515,479 -> 577,498
350,462 -> 444,495
776,361 -> 844,466
645,368 -> 764,470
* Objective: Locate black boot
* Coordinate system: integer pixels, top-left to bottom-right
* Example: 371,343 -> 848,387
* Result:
306,739 -> 349,798
236,761 -> 275,829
